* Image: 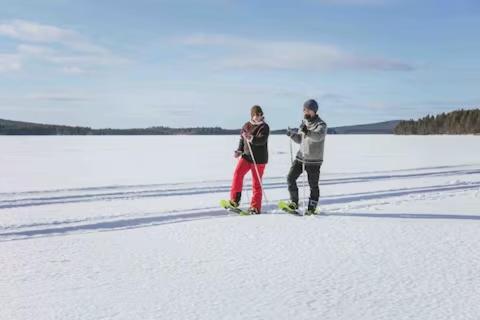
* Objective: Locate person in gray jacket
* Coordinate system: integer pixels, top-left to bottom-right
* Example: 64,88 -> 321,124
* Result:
285,99 -> 327,214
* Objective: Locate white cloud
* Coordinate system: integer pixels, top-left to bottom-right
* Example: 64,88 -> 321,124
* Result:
316,0 -> 389,4
0,53 -> 22,72
16,43 -> 127,66
0,20 -> 107,54
0,19 -> 73,42
0,20 -> 127,74
180,34 -> 414,72
61,66 -> 87,75
28,92 -> 90,102
16,43 -> 52,55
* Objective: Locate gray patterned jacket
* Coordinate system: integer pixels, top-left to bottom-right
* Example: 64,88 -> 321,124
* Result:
290,115 -> 327,164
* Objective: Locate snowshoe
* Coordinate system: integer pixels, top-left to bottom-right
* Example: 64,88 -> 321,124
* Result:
278,200 -> 302,215
220,199 -> 250,216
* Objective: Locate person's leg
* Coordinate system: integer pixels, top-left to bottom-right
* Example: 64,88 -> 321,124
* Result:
306,163 -> 321,211
250,163 -> 266,212
287,160 -> 303,206
230,158 -> 251,205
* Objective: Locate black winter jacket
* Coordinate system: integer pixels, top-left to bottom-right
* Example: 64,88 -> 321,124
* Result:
237,121 -> 270,164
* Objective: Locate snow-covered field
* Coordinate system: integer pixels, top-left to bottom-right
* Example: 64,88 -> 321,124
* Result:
1,135 -> 480,319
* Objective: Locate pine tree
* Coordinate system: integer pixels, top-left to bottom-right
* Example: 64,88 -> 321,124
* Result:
395,108 -> 480,135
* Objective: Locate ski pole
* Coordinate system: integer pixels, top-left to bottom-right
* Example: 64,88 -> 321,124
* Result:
236,151 -> 250,205
245,176 -> 251,206
288,127 -> 293,165
245,139 -> 269,206
301,133 -> 307,216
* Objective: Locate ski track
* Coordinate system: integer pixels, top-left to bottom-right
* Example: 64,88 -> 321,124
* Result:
0,166 -> 479,210
1,164 -> 479,242
1,164 -> 467,197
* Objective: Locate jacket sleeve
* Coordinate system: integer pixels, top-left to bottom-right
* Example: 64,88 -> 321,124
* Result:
289,123 -> 303,144
237,124 -> 246,151
306,122 -> 327,142
237,137 -> 244,152
251,124 -> 270,146
290,132 -> 302,144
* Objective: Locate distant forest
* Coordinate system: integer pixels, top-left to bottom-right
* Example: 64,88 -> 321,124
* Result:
0,119 -> 239,135
394,109 -> 480,135
0,118 -> 335,135
4,109 -> 479,135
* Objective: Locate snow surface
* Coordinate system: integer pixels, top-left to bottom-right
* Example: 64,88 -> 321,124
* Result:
1,135 -> 480,319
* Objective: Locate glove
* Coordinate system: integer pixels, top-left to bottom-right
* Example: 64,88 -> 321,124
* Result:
286,128 -> 293,137
234,150 -> 242,158
300,123 -> 308,135
242,132 -> 253,142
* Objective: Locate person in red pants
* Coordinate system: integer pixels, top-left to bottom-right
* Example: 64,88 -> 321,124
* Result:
229,105 -> 270,214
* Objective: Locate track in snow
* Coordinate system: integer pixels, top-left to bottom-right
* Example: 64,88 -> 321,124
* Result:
1,164 -> 479,242
0,165 -> 479,209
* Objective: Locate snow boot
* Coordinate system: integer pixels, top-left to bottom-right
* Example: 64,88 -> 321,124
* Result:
248,207 -> 260,215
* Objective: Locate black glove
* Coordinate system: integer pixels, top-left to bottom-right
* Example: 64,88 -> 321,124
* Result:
300,123 -> 308,135
286,128 -> 293,137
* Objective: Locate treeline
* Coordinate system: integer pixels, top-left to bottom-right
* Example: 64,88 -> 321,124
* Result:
0,119 -> 240,135
271,128 -> 337,134
394,109 -> 480,135
93,127 -> 239,135
0,119 -> 92,135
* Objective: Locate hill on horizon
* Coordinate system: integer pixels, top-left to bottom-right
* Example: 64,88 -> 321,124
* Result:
0,118 -> 402,135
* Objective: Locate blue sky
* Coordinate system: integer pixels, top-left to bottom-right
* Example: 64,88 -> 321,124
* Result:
0,0 -> 479,129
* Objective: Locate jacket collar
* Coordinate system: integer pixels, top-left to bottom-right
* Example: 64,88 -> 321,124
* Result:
249,118 -> 264,126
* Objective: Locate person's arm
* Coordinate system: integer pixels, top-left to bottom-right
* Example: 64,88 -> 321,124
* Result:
237,135 -> 245,151
287,124 -> 302,144
234,126 -> 246,157
305,121 -> 327,142
290,132 -> 302,144
250,124 -> 270,146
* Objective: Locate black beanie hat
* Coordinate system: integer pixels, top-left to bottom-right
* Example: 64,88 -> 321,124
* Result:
303,99 -> 318,113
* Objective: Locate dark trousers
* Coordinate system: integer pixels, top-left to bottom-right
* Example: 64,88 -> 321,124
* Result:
287,159 -> 322,209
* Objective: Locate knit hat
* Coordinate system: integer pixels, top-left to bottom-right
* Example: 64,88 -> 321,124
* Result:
251,105 -> 264,117
303,99 -> 318,113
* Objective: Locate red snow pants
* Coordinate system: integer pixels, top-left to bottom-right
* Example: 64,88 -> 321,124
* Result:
230,157 -> 266,212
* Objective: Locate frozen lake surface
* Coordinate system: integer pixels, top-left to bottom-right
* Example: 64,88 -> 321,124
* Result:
1,135 -> 479,319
